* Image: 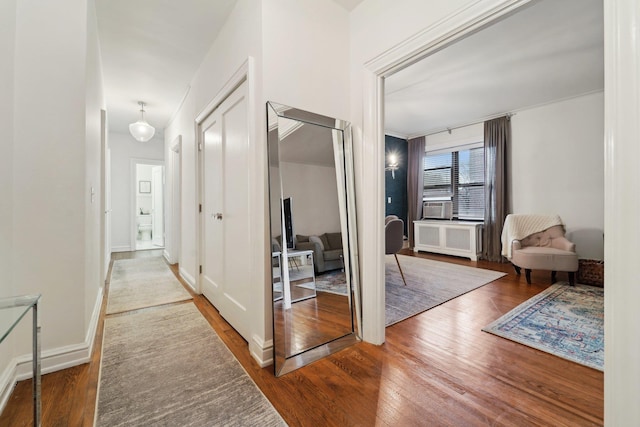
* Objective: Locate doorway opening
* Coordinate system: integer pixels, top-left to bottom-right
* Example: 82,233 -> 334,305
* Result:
132,160 -> 165,251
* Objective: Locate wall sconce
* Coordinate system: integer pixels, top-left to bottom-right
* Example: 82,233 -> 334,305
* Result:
385,152 -> 399,179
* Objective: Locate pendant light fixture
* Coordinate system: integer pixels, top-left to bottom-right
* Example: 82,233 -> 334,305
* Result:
129,101 -> 155,142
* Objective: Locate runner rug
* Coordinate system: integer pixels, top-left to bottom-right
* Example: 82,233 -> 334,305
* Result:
483,283 -> 604,371
106,257 -> 192,314
96,302 -> 286,426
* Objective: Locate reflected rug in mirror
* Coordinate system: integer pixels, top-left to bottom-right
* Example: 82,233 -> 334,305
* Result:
311,270 -> 348,295
385,255 -> 506,326
97,302 -> 285,426
107,257 -> 192,314
482,283 -> 604,371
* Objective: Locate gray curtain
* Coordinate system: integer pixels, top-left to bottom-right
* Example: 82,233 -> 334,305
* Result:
483,116 -> 510,262
407,136 -> 425,249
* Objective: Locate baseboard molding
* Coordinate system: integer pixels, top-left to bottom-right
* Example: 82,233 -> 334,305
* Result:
249,334 -> 273,368
111,245 -> 131,253
0,288 -> 103,414
0,359 -> 18,416
163,250 -> 172,264
179,267 -> 197,293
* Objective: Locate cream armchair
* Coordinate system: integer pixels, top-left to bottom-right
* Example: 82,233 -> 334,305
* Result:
502,214 -> 579,285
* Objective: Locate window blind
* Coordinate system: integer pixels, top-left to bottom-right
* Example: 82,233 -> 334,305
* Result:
423,146 -> 484,220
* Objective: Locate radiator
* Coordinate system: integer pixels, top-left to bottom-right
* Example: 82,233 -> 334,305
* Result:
413,220 -> 483,261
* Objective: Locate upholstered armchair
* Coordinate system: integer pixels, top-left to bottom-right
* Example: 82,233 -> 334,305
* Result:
502,214 -> 578,285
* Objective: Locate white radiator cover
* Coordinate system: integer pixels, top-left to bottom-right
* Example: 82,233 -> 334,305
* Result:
413,220 -> 483,261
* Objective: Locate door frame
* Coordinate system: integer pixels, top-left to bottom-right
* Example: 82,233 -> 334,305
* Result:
99,109 -> 110,283
360,0 -> 537,345
192,57 -> 272,365
129,158 -> 165,251
168,136 -> 182,264
194,58 -> 253,295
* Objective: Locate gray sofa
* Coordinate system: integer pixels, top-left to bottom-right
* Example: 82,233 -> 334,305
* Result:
295,233 -> 344,273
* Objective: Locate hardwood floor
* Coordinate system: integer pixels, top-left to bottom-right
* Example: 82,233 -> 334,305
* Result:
0,249 -> 603,426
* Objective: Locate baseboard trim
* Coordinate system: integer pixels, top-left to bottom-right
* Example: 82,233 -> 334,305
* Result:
0,359 -> 18,416
111,245 -> 131,253
250,334 -> 273,368
163,250 -> 172,264
179,267 -> 197,293
0,288 -> 103,414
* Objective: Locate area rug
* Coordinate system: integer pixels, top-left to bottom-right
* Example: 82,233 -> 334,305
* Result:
106,257 -> 192,314
96,302 -> 286,426
385,255 -> 506,326
298,270 -> 348,296
482,283 -> 604,371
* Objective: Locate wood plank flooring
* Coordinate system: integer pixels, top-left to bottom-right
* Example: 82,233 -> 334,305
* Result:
0,249 -> 603,426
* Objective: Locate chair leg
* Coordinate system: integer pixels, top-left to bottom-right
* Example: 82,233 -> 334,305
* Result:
513,265 -> 521,275
551,271 -> 557,283
525,269 -> 532,285
394,254 -> 407,286
568,272 -> 575,286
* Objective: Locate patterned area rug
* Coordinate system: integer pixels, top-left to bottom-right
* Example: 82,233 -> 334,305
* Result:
97,303 -> 286,426
385,255 -> 506,326
483,283 -> 604,371
107,257 -> 192,314
313,270 -> 348,295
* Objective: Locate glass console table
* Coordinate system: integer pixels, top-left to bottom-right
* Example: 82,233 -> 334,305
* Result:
0,295 -> 41,427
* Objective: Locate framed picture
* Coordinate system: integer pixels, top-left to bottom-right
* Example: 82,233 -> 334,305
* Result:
139,181 -> 151,193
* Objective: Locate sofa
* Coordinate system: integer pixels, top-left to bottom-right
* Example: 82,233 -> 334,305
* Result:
295,233 -> 344,273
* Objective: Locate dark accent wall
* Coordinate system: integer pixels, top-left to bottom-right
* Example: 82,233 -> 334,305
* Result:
385,135 -> 408,236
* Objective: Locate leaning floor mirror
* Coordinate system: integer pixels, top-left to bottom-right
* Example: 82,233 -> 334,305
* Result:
267,101 -> 361,376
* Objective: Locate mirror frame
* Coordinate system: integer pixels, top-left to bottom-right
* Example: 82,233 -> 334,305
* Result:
266,101 -> 362,376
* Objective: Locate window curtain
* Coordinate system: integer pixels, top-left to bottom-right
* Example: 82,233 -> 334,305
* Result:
407,136 -> 425,248
483,116 -> 510,262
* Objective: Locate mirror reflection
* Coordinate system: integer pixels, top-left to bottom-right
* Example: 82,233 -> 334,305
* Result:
267,102 -> 360,376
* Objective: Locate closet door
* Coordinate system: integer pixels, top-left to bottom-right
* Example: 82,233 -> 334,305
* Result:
200,81 -> 250,341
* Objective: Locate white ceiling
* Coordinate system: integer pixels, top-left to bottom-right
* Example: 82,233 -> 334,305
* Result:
384,0 -> 604,138
95,0 -> 238,139
95,0 -> 363,141
332,0 -> 365,11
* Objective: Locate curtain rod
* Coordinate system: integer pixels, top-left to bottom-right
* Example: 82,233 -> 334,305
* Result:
411,112 -> 514,139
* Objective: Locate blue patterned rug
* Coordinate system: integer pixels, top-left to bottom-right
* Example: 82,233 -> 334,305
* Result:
483,283 -> 604,371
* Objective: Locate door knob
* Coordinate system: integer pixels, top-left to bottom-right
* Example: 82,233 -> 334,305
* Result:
212,213 -> 223,220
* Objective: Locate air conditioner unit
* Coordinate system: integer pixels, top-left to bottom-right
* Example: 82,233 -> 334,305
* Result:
423,201 -> 453,220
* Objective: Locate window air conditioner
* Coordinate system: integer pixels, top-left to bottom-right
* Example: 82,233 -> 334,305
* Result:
423,201 -> 453,220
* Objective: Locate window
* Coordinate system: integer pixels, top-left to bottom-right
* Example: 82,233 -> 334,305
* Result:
423,146 -> 484,220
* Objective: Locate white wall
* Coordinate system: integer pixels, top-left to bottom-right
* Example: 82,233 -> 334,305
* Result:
13,0 -> 87,352
164,0 -> 263,287
262,0 -> 350,119
84,0 -> 105,330
350,0 -> 480,343
109,132 -> 164,251
280,162 -> 341,237
423,92 -> 605,261
164,0 -> 350,365
1,0 -> 105,409
0,0 -> 17,405
510,92 -> 604,260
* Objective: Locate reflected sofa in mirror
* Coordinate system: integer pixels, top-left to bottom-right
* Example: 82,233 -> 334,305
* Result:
267,101 -> 361,377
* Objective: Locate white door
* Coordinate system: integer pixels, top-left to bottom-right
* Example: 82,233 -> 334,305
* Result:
200,81 -> 250,341
151,165 -> 164,247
